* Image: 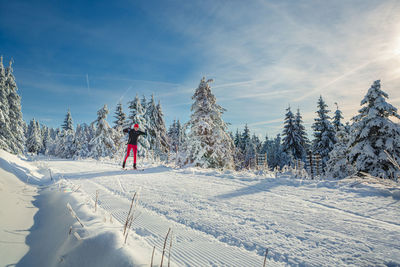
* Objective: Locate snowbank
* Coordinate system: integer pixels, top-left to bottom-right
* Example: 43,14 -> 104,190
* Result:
0,150 -> 46,185
0,150 -> 161,267
16,182 -> 149,267
0,167 -> 38,266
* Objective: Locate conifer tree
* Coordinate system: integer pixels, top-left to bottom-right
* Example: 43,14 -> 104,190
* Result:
74,124 -> 92,158
348,80 -> 400,179
282,106 -> 303,161
234,129 -> 241,149
141,95 -> 147,113
332,102 -> 344,132
26,119 -> 42,154
240,125 -> 254,168
41,126 -> 54,155
311,96 -> 336,168
155,100 -> 170,155
240,124 -> 251,153
325,126 -> 355,178
262,134 -> 289,169
5,59 -> 25,154
0,55 -> 11,152
294,108 -> 309,160
168,120 -> 178,152
168,119 -> 185,153
113,102 -> 126,129
274,134 -> 290,168
128,94 -> 150,157
182,77 -> 234,168
145,94 -> 158,151
62,109 -> 74,131
89,105 -> 116,158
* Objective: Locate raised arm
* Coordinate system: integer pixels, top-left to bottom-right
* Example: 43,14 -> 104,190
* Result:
123,128 -> 129,133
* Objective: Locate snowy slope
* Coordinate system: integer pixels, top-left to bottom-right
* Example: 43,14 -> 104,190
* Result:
1,150 -> 400,266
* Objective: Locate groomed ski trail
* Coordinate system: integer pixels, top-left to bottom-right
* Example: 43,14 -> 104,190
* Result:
71,179 -> 266,267
42,159 -> 400,266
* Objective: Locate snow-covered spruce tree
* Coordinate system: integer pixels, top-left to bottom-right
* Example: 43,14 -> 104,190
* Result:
177,120 -> 186,151
145,94 -> 158,152
62,109 -> 74,131
141,95 -> 147,113
348,80 -> 400,179
45,128 -> 57,156
234,129 -> 242,149
74,124 -> 92,158
89,105 -> 116,159
294,108 -> 309,160
113,102 -> 126,129
183,77 -> 234,169
57,130 -> 76,158
155,100 -> 170,156
0,55 -> 11,152
112,102 -> 127,158
35,120 -> 43,151
40,124 -> 48,154
168,120 -> 178,152
41,126 -> 54,155
128,94 -> 150,157
311,96 -> 336,169
168,119 -> 185,153
240,124 -> 250,153
282,106 -> 304,162
4,59 -> 25,154
252,134 -> 262,153
332,102 -> 344,132
56,110 -> 76,158
325,126 -> 355,179
272,134 -> 286,168
244,134 -> 262,168
26,119 -> 42,154
240,125 -> 254,169
144,95 -> 169,158
233,129 -> 244,169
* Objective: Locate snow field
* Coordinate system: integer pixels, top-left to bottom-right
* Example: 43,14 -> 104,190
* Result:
0,150 -> 171,267
41,157 -> 400,266
2,149 -> 400,266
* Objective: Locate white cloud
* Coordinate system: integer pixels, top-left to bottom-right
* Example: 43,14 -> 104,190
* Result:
147,0 -> 400,136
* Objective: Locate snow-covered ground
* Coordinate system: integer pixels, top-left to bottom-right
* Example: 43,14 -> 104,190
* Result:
0,165 -> 38,266
1,150 -> 400,266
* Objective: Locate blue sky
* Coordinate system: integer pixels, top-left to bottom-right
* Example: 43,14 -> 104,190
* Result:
1,0 -> 400,137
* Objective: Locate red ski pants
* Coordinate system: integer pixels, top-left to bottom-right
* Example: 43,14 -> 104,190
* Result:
124,144 -> 138,164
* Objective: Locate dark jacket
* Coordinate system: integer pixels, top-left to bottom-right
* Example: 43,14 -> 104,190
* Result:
123,128 -> 146,145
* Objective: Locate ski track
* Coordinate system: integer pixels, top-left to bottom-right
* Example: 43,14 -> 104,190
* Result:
42,159 -> 400,267
74,179 -> 264,267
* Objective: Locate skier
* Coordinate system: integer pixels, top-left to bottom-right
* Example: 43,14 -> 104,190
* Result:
122,123 -> 147,169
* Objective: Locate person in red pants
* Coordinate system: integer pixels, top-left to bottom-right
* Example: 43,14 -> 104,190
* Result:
122,123 -> 146,169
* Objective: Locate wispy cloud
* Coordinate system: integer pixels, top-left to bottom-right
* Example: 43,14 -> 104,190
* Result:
144,0 -> 400,135
7,0 -> 400,135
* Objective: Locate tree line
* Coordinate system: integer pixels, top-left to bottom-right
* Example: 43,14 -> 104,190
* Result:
1,57 -> 400,180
